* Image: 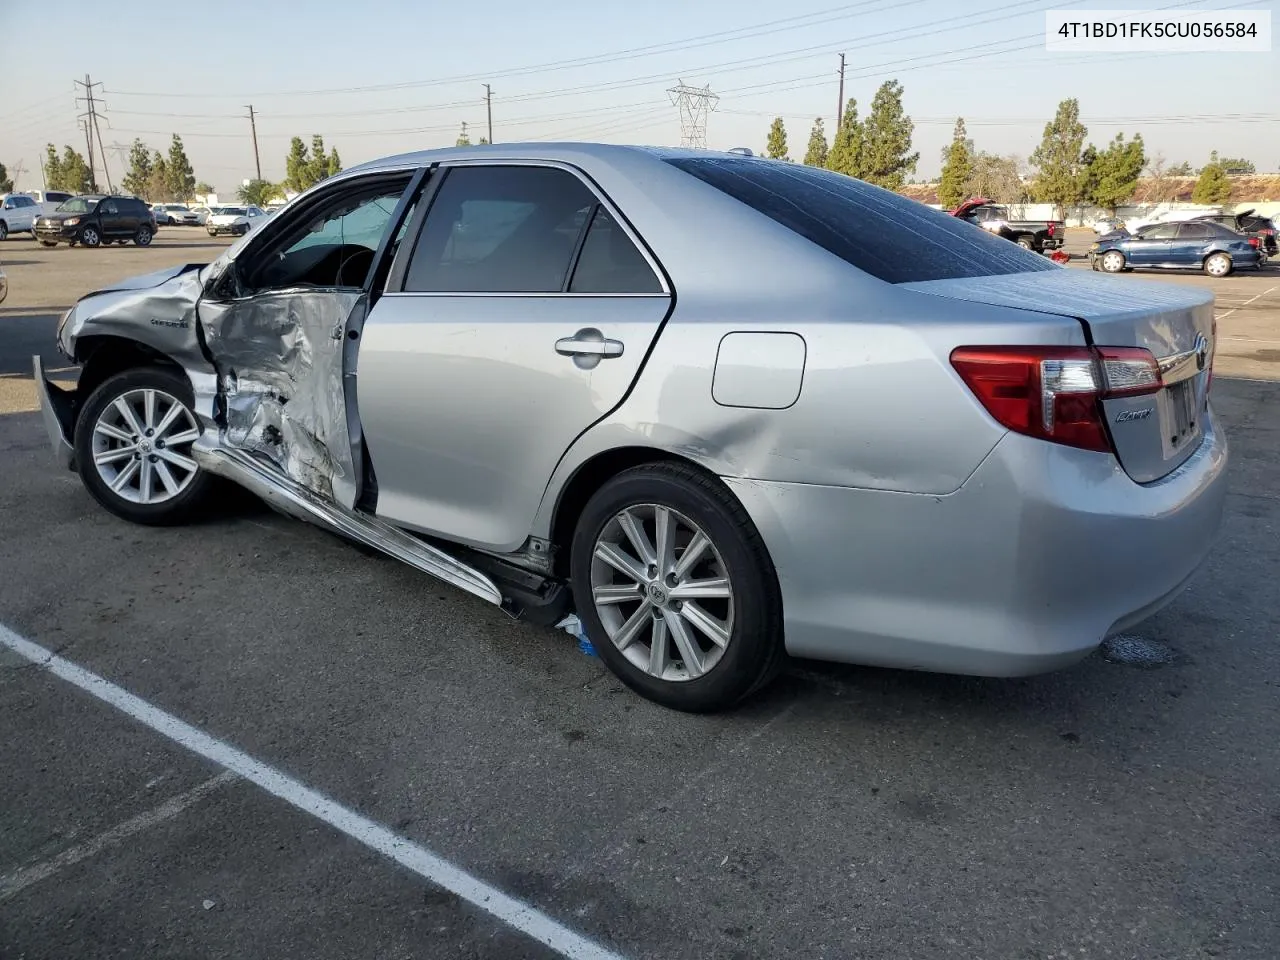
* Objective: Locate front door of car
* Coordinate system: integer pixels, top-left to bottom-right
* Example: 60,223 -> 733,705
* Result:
196,170 -> 419,508
358,161 -> 673,552
1128,222 -> 1177,264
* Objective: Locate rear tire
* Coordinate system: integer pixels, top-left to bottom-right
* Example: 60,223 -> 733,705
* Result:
0,221 -> 8,241
1015,236 -> 1035,250
1204,252 -> 1232,277
74,366 -> 217,527
134,225 -> 153,247
569,462 -> 785,713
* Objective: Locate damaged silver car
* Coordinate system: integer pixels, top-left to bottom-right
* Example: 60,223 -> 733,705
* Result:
35,145 -> 1228,712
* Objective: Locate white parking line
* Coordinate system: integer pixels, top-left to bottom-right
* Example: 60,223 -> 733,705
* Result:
0,624 -> 624,960
1218,285 -> 1277,321
0,771 -> 237,902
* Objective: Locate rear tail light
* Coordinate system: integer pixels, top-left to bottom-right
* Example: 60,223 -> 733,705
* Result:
950,345 -> 1161,453
1248,237 -> 1260,248
1047,223 -> 1056,237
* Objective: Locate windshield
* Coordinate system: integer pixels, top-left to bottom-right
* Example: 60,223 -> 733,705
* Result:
56,197 -> 98,213
218,207 -> 248,216
168,205 -> 191,212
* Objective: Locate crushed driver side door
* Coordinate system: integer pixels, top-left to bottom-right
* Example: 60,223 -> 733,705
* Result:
195,170 -> 421,508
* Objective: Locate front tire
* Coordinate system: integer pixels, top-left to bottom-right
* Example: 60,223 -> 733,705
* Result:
1204,252 -> 1232,277
79,225 -> 101,248
569,462 -> 785,713
73,367 -> 216,526
1100,250 -> 1126,273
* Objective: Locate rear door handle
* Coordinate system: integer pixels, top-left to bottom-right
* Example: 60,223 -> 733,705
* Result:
555,328 -> 624,369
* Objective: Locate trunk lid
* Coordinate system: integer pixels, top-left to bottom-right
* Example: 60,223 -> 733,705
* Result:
903,269 -> 1214,483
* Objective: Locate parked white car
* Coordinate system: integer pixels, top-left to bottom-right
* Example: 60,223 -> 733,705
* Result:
190,206 -> 213,225
0,193 -> 41,239
1124,209 -> 1194,235
206,205 -> 269,236
25,189 -> 76,217
153,203 -> 201,226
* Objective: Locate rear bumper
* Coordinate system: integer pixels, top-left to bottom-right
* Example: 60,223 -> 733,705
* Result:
32,355 -> 77,470
725,409 -> 1229,676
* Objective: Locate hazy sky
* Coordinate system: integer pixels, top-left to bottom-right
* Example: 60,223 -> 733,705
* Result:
3,0 -> 1276,194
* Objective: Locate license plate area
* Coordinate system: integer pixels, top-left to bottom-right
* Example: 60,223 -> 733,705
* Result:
1162,377 -> 1202,456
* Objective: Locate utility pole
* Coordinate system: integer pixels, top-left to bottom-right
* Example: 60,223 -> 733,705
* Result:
667,80 -> 719,149
10,160 -> 28,190
836,53 -> 846,131
74,74 -> 111,191
483,84 -> 493,144
245,104 -> 261,180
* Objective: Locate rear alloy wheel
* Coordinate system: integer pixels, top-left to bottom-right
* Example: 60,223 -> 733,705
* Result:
0,221 -> 8,241
1204,252 -> 1232,277
1100,250 -> 1126,273
1016,236 -> 1035,250
135,225 -> 153,247
79,225 -> 101,248
570,463 -> 784,712
74,367 -> 216,526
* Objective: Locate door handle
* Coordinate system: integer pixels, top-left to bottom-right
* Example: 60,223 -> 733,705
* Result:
555,328 -> 624,369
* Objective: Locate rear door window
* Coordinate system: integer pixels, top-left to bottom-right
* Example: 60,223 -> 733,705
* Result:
1176,222 -> 1214,240
568,206 -> 662,294
404,165 -> 596,293
664,157 -> 1055,283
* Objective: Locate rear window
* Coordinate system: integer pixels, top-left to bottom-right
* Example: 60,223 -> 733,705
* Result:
664,157 -> 1056,284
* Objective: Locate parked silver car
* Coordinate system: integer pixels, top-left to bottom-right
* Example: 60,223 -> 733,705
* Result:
33,144 -> 1228,712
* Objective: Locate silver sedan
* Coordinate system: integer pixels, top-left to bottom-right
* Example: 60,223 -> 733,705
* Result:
33,144 -> 1228,712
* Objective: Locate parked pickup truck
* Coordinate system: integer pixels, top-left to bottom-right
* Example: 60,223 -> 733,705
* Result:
951,198 -> 1065,253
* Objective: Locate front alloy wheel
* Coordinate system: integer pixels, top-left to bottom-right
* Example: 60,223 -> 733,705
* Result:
74,367 -> 217,525
1100,250 -> 1125,273
570,462 -> 785,712
80,226 -> 101,247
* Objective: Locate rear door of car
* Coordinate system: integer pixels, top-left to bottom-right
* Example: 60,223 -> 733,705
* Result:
1173,221 -> 1215,261
357,160 -> 672,551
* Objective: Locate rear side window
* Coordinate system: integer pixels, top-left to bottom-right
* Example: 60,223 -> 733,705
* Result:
405,165 -> 596,293
1177,222 -> 1213,239
569,206 -> 662,294
664,157 -> 1056,283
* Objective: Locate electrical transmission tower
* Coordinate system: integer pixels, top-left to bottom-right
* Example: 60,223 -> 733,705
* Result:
667,81 -> 718,149
74,74 -> 113,192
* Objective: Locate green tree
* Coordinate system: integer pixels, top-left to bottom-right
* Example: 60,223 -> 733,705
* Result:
0,163 -> 12,194
46,145 -> 93,193
147,152 -> 171,202
860,79 -> 918,190
802,118 -> 829,167
165,134 -> 196,200
1214,156 -> 1254,174
826,98 -> 864,179
194,181 -> 215,195
478,137 -> 490,145
1085,133 -> 1145,214
1168,160 -> 1193,176
1029,97 -> 1088,217
238,179 -> 280,207
765,117 -> 789,160
456,123 -> 472,147
325,146 -> 342,179
938,117 -> 974,209
121,139 -> 153,197
1192,152 -> 1232,204
284,137 -> 311,193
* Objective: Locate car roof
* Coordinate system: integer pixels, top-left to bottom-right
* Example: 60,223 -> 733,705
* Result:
342,141 -> 745,176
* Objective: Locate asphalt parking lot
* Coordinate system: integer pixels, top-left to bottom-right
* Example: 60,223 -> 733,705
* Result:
1,228 -> 1278,959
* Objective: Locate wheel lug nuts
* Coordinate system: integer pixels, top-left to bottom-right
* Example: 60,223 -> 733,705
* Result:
667,573 -> 678,586
648,565 -> 658,578
145,429 -> 154,437
148,455 -> 158,463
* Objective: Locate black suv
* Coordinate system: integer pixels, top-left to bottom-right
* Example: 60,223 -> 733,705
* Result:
1192,208 -> 1277,256
34,195 -> 157,248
